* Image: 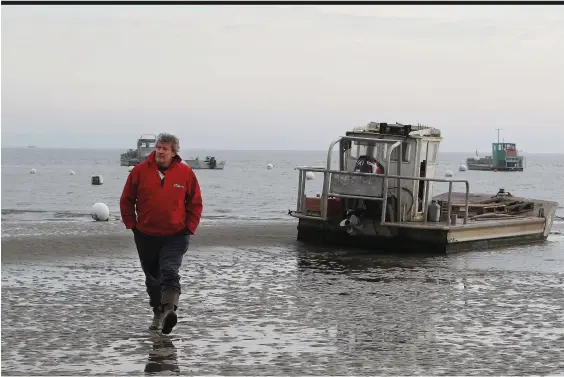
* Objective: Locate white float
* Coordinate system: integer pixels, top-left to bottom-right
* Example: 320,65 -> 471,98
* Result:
306,171 -> 315,180
458,164 -> 467,172
91,202 -> 110,221
266,163 -> 274,170
69,170 -> 76,175
30,168 -> 37,174
445,170 -> 453,178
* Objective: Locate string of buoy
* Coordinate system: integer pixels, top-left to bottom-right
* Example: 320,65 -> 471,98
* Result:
29,168 -> 106,185
28,163 -> 563,224
28,165 -> 141,223
30,168 -> 76,175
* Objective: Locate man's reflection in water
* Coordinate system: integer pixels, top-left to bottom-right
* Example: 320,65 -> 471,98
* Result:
144,334 -> 179,374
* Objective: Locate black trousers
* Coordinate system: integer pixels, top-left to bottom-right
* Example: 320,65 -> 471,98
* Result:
133,229 -> 190,309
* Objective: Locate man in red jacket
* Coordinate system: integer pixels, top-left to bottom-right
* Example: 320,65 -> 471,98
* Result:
120,133 -> 203,334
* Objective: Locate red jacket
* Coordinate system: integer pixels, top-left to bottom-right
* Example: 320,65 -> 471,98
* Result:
120,151 -> 203,236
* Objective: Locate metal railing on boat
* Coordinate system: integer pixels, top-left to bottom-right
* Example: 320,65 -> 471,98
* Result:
293,136 -> 470,226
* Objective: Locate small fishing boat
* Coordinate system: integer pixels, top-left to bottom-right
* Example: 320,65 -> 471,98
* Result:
183,156 -> 226,170
120,134 -> 157,166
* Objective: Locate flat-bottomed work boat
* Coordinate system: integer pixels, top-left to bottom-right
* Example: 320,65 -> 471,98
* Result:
288,121 -> 557,254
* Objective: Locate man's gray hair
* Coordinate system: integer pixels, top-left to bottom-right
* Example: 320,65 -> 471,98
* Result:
156,133 -> 180,153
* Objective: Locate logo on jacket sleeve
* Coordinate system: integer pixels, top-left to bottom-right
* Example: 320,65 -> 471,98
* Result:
173,183 -> 185,188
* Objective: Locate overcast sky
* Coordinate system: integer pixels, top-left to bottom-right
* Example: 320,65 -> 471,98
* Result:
2,5 -> 563,152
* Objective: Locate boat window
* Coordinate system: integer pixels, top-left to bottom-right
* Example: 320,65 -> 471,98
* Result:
427,142 -> 438,163
348,141 -> 380,160
390,141 -> 411,162
148,142 -> 155,148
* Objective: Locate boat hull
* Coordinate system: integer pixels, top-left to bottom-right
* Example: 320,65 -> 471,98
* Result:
292,193 -> 558,255
467,164 -> 524,172
120,155 -> 144,166
120,151 -> 143,166
296,220 -> 549,254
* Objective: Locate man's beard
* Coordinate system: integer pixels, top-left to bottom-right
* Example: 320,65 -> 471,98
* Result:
156,159 -> 170,169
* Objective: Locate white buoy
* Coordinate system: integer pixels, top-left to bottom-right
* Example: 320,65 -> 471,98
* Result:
69,170 -> 76,175
266,163 -> 274,170
91,175 -> 104,185
30,168 -> 37,174
128,166 -> 134,172
458,164 -> 467,172
445,170 -> 453,178
91,203 -> 110,221
306,171 -> 315,180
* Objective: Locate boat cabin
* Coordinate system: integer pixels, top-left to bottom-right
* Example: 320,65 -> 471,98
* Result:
137,134 -> 157,160
293,122 -> 446,225
491,142 -> 523,169
334,122 -> 442,221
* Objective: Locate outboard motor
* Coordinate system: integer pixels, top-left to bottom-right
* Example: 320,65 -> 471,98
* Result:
339,213 -> 363,235
208,157 -> 217,169
354,155 -> 384,174
339,155 -> 384,235
495,188 -> 512,197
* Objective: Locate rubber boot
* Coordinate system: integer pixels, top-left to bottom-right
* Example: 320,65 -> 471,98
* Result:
149,306 -> 164,331
161,291 -> 179,335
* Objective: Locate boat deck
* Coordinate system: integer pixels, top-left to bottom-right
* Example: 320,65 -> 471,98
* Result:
380,191 -> 557,250
294,190 -> 558,253
433,191 -> 550,216
383,215 -> 544,230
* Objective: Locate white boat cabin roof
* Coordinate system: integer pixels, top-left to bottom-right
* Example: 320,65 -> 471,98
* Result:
346,121 -> 442,140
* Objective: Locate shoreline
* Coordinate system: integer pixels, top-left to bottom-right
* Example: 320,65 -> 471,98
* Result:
1,221 -> 299,263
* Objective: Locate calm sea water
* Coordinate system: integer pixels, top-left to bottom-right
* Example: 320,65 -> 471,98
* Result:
1,147 -> 564,238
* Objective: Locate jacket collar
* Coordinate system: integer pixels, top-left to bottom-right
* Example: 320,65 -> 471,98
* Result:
146,150 -> 183,167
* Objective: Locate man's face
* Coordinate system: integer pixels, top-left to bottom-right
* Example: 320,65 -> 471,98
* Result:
155,141 -> 175,168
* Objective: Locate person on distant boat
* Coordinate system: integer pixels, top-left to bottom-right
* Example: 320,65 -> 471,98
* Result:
120,133 -> 203,334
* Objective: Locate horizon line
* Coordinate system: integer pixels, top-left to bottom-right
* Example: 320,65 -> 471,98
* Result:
2,146 -> 563,155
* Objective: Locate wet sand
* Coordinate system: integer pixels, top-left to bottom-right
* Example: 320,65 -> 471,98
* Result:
2,222 -> 564,375
1,222 -> 298,263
